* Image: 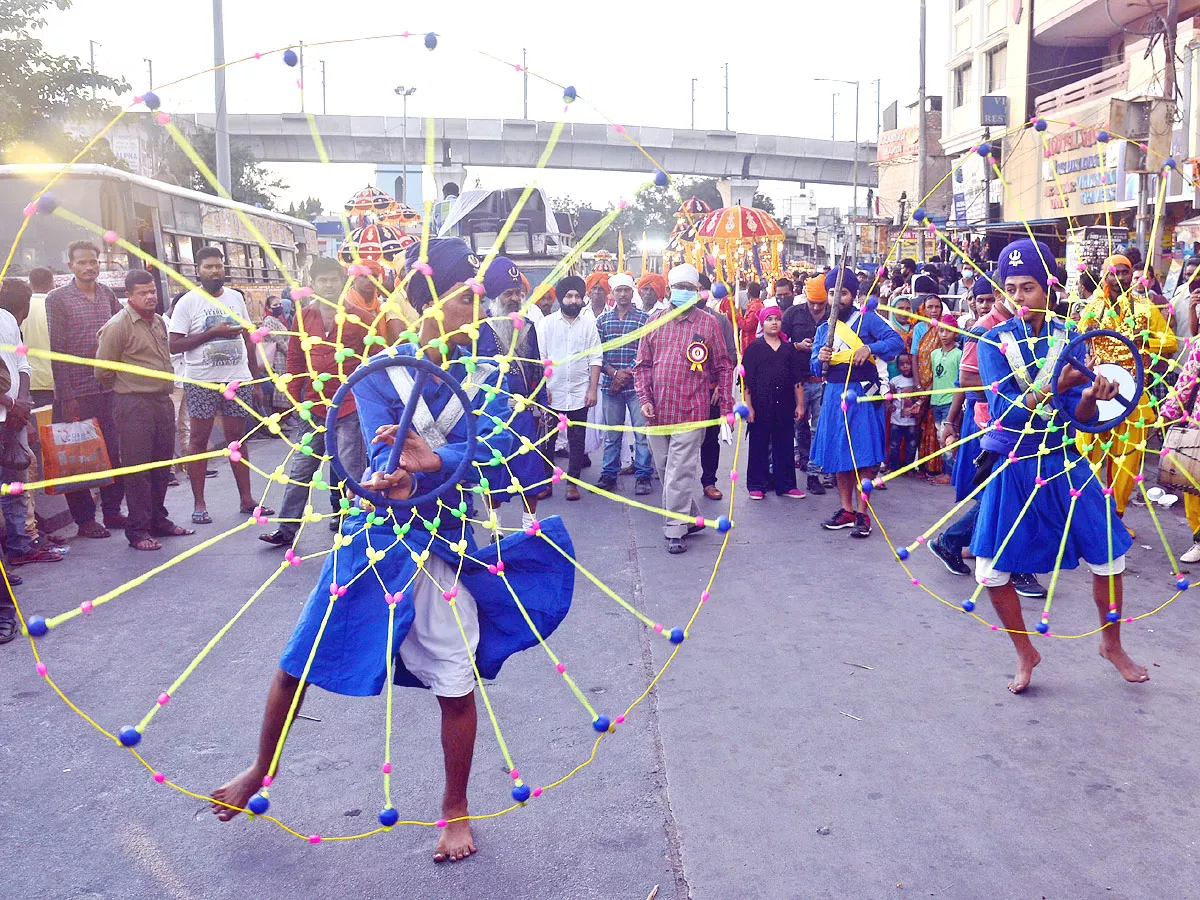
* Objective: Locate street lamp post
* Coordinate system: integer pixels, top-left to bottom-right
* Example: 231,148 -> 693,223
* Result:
817,78 -> 861,265
691,77 -> 697,129
212,0 -> 231,196
88,40 -> 100,100
394,86 -> 417,205
144,58 -> 153,91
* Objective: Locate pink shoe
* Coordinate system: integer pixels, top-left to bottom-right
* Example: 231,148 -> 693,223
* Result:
748,490 -> 765,500
782,488 -> 806,499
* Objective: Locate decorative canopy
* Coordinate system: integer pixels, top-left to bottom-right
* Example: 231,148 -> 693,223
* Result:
344,185 -> 397,214
336,222 -> 416,268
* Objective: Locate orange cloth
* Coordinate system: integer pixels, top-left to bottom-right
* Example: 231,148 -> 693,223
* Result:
637,273 -> 667,300
805,277 -> 828,303
585,272 -> 610,295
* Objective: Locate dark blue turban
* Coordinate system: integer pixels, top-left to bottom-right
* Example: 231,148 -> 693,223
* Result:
405,238 -> 481,311
556,274 -> 587,300
481,256 -> 524,299
996,239 -> 1054,295
824,267 -> 859,300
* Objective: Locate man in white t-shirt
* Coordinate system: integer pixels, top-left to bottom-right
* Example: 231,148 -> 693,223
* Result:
168,247 -> 271,524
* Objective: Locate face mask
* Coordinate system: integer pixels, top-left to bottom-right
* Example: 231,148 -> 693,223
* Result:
669,288 -> 698,308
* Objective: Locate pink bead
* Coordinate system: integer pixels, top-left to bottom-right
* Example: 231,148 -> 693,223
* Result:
990,624 -> 999,631
514,63 -> 523,72
613,124 -> 626,135
250,329 -> 265,343
509,313 -> 524,328
436,818 -> 447,828
443,587 -> 458,600
36,662 -> 47,676
329,582 -> 341,595
153,772 -> 165,783
618,199 -> 628,210
1076,262 -> 1087,272
254,51 -> 263,59
1069,488 -> 1082,497
256,515 -> 268,525
415,262 -> 433,276
1019,306 -> 1030,317
80,600 -> 93,614
725,412 -> 736,425
1161,448 -> 1171,458
466,278 -> 484,295
495,561 -> 505,573
11,343 -> 25,357
695,517 -> 705,527
382,762 -> 392,774
531,787 -> 543,797
157,692 -> 170,706
1133,474 -> 1144,483
990,382 -> 999,393
293,286 -> 314,298
915,535 -> 927,544
222,389 -> 236,400
840,402 -> 848,411
385,591 -> 396,604
1007,451 -> 1018,461
102,230 -> 119,245
1035,477 -> 1047,487
699,290 -> 710,301
730,471 -> 739,482
510,769 -> 520,780
1125,617 -> 1133,624
556,663 -> 565,673
653,623 -> 664,633
1069,120 -> 1077,127
228,440 -> 241,452
261,775 -> 273,787
735,365 -> 745,377
487,564 -> 498,575
308,835 -> 322,844
911,578 -> 921,586
155,113 -> 170,125
23,202 -> 36,218
285,549 -> 295,563
229,450 -> 242,462
1102,487 -> 1114,496
1047,276 -> 1059,286
552,466 -> 563,481
615,715 -> 625,724
252,506 -> 263,518
700,590 -> 710,602
557,415 -> 568,432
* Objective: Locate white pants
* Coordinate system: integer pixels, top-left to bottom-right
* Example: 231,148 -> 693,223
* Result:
647,427 -> 705,539
398,554 -> 480,697
975,555 -> 1126,588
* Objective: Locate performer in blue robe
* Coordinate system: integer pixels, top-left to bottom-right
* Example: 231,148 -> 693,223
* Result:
212,239 -> 576,865
969,238 -> 1148,694
810,268 -> 904,538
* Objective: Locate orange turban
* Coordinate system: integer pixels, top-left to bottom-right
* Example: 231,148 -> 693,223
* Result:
804,276 -> 828,303
1100,254 -> 1133,298
346,259 -> 385,277
585,271 -> 610,295
637,273 -> 667,300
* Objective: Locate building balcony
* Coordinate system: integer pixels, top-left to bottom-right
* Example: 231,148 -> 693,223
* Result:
1036,0 -> 1200,45
1034,63 -> 1129,117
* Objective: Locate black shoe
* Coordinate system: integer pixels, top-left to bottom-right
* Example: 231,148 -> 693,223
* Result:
850,512 -> 872,538
929,534 -> 971,576
823,509 -> 857,530
258,530 -> 293,547
0,615 -> 15,644
329,517 -> 341,532
1011,572 -> 1047,598
821,474 -> 836,488
666,537 -> 687,554
686,523 -> 705,536
205,469 -> 218,479
595,476 -> 618,491
6,574 -> 21,586
806,475 -> 826,496
581,454 -> 593,469
635,478 -> 652,495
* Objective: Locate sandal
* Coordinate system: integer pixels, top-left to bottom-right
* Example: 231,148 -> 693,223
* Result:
153,525 -> 196,537
240,505 -> 276,516
130,537 -> 163,551
0,616 -> 16,645
191,511 -> 213,525
77,521 -> 111,539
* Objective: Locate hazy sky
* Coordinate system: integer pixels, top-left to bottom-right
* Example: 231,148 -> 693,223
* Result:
44,0 -> 949,213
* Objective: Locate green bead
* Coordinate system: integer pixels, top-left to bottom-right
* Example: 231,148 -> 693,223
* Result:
365,512 -> 377,525
1101,440 -> 1113,451
301,445 -> 314,456
492,424 -> 504,435
298,409 -> 312,421
300,433 -> 313,445
348,506 -> 361,516
458,501 -> 467,513
339,498 -> 351,510
464,359 -> 477,373
451,508 -> 464,518
479,477 -> 490,491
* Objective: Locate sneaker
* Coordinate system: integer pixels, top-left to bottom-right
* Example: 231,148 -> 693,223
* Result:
782,488 -> 806,499
929,534 -> 971,576
806,475 -> 826,496
850,512 -> 872,538
595,476 -> 618,491
823,509 -> 857,530
206,469 -> 218,478
1182,542 -> 1200,564
748,490 -> 765,500
1011,572 -> 1048,598
635,478 -> 652,496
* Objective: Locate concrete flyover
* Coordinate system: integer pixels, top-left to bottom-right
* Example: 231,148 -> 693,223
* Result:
175,114 -> 878,186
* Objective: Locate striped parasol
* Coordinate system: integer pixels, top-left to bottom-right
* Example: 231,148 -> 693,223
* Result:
343,185 -> 397,214
336,223 -> 416,268
379,204 -> 422,227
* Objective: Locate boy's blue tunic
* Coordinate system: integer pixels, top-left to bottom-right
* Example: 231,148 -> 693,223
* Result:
808,309 -> 904,473
952,392 -> 983,502
971,317 -> 1131,573
280,345 -> 575,696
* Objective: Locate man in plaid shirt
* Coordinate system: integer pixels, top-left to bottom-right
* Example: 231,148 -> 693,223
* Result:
595,274 -> 654,496
635,264 -> 734,554
46,240 -> 126,539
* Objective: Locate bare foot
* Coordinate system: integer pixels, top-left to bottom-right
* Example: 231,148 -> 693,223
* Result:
1009,648 -> 1042,694
433,816 -> 476,863
210,766 -> 265,821
1100,645 -> 1150,684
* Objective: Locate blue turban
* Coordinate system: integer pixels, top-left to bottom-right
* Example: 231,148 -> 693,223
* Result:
824,267 -> 859,301
404,238 -> 481,312
912,274 -> 939,296
972,273 -> 997,298
996,239 -> 1054,295
556,274 -> 587,300
481,256 -> 524,299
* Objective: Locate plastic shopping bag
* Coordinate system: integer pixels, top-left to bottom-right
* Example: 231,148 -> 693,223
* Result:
40,418 -> 114,495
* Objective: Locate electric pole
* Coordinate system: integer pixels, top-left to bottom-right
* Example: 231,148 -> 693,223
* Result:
213,0 -> 231,195
144,58 -> 153,91
724,63 -> 730,131
321,60 -> 327,114
917,0 -> 928,262
523,49 -> 529,119
691,78 -> 697,129
89,40 -> 100,100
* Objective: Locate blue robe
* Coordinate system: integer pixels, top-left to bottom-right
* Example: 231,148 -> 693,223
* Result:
952,392 -> 983,502
970,317 -> 1131,573
279,345 -> 575,696
809,309 -> 905,473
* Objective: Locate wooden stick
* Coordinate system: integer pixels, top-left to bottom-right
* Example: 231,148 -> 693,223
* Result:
820,243 -> 846,377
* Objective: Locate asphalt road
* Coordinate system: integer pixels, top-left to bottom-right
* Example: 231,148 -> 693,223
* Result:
4,438 -> 1200,900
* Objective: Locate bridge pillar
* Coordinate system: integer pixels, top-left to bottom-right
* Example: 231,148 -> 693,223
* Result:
432,163 -> 467,200
717,176 -> 761,208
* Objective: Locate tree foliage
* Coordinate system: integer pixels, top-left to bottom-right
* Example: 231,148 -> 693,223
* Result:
0,0 -> 130,162
285,196 -> 324,221
159,129 -> 288,210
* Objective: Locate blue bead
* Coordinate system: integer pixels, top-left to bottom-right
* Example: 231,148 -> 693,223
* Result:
563,85 -> 577,103
912,206 -> 926,222
142,90 -> 161,111
654,169 -> 669,187
712,282 -> 729,299
1097,130 -> 1110,143
592,716 -> 610,733
118,726 -> 141,747
860,478 -> 874,494
1166,156 -> 1178,170
896,547 -> 909,560
1106,610 -> 1120,623
961,599 -> 975,612
511,784 -> 531,802
248,793 -> 270,815
378,806 -> 399,826
424,32 -> 438,50
26,615 -> 47,637
865,295 -> 879,310
733,402 -> 750,419
1177,577 -> 1190,591
35,195 -> 57,215
1035,622 -> 1049,634
669,627 -> 685,644
1033,118 -> 1047,132
283,49 -> 298,67
977,142 -> 992,157
716,516 -> 732,532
